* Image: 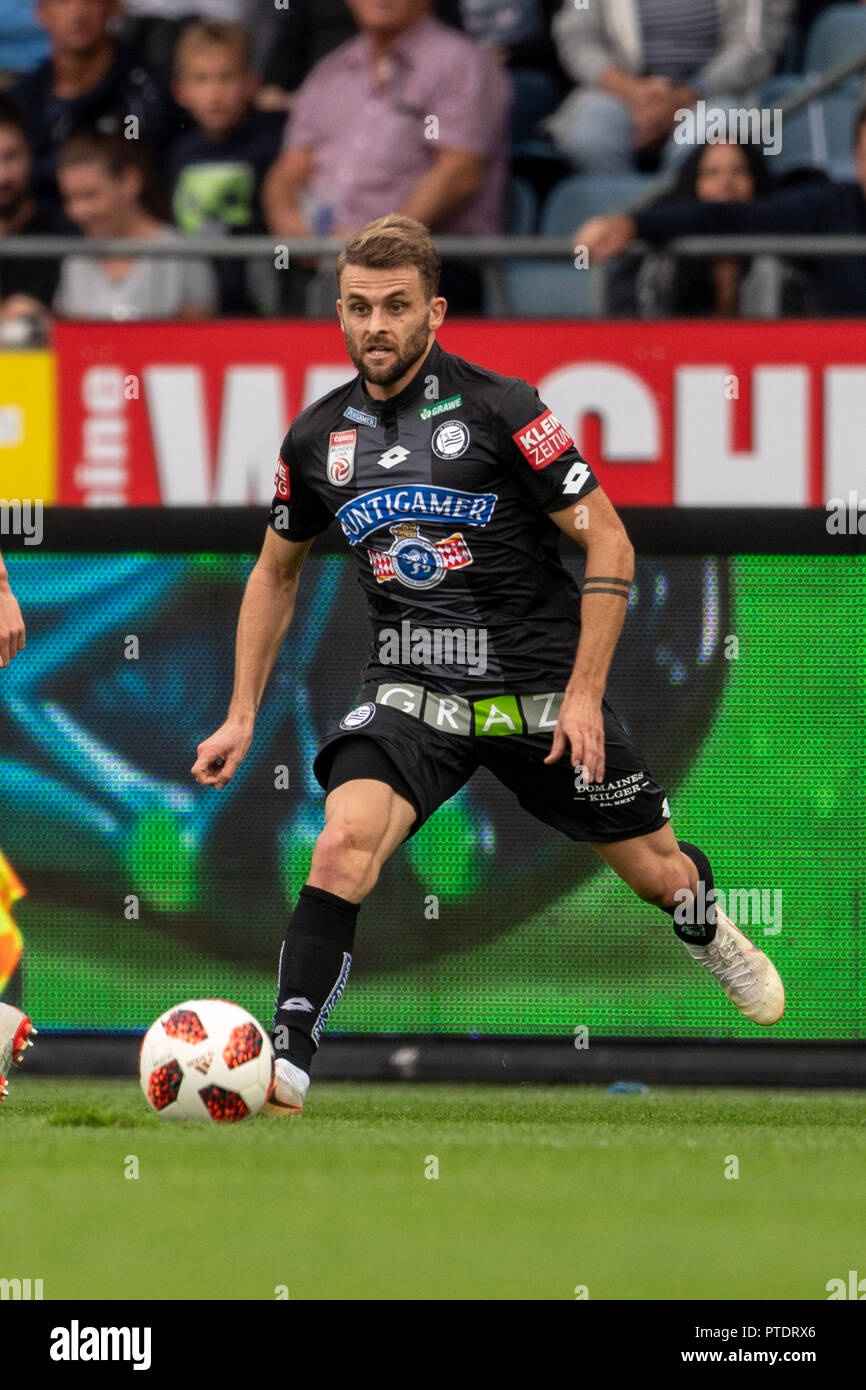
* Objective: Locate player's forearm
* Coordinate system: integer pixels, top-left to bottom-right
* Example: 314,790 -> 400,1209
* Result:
227,564 -> 299,723
567,536 -> 635,699
0,549 -> 7,590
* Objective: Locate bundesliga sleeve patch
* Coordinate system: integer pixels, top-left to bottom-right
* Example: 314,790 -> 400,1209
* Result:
274,456 -> 290,499
512,409 -> 574,470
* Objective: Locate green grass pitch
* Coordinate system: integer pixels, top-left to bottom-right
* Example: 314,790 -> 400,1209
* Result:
3,1079 -> 865,1301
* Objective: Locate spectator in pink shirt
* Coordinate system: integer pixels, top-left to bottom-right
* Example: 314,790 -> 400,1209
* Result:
263,0 -> 511,312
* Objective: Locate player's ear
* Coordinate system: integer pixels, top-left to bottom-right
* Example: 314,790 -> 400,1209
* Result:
336,299 -> 346,332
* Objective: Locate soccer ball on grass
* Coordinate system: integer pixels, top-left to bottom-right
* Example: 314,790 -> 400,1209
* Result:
139,999 -> 273,1121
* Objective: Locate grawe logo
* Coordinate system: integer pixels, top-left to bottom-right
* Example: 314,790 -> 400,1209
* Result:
50,1321 -> 152,1370
826,1270 -> 866,1299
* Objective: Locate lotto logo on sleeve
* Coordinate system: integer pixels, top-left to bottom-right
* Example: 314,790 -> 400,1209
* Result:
513,410 -> 574,469
274,456 -> 290,499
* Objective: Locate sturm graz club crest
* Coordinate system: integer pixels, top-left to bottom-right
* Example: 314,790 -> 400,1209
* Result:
431,420 -> 470,459
339,701 -> 376,730
369,523 -> 473,589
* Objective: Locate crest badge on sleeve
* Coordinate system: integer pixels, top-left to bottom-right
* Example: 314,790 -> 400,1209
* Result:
327,429 -> 357,486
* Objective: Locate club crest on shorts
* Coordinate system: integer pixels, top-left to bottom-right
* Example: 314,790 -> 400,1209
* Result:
431,420 -> 470,459
339,701 -> 376,730
327,429 -> 357,486
369,523 -> 473,590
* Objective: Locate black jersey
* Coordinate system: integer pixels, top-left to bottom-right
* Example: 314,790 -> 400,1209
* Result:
267,339 -> 600,695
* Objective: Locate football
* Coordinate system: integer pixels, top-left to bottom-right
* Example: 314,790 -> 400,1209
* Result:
139,999 -> 274,1122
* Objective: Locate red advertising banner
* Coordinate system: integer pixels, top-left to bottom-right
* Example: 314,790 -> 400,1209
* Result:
54,320 -> 866,506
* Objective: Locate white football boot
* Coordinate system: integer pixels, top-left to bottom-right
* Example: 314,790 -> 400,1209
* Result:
264,1057 -> 310,1116
0,1002 -> 36,1101
681,908 -> 785,1025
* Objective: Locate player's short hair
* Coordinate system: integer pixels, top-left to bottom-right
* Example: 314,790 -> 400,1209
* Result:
336,216 -> 441,300
173,20 -> 252,76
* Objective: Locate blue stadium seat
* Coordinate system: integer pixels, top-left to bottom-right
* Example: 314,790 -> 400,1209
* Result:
804,4 -> 866,73
759,75 -> 823,175
815,80 -> 860,176
482,176 -> 538,315
760,69 -> 860,176
504,175 -> 538,235
499,174 -> 659,317
542,174 -> 662,233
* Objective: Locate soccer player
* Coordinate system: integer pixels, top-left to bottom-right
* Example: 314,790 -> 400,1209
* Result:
192,215 -> 785,1115
0,547 -> 36,1100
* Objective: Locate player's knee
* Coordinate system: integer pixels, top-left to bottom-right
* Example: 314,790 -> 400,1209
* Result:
308,817 -> 381,899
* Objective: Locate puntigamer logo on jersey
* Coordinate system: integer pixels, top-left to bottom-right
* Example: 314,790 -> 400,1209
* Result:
336,485 -> 497,545
513,409 -> 573,470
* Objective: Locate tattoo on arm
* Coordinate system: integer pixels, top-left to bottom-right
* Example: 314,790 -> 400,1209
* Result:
583,575 -> 632,599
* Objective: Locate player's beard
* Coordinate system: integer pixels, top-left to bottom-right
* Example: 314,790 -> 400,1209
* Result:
345,316 -> 431,388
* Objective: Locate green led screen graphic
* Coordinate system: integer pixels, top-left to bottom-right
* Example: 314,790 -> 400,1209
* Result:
1,551 -> 862,1040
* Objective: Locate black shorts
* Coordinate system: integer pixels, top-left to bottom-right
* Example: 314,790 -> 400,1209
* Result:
312,682 -> 671,846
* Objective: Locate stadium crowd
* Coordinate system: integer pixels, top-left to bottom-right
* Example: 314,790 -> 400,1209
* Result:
0,0 -> 865,326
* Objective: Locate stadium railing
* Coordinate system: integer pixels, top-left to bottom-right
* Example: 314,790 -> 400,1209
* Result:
4,233 -> 866,321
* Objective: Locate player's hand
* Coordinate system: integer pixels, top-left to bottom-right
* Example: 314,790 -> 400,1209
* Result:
0,583 -> 25,668
575,214 -> 637,264
544,688 -> 605,784
191,719 -> 254,790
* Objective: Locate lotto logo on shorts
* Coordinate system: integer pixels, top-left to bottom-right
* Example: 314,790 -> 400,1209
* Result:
512,410 -> 573,470
274,457 -> 290,499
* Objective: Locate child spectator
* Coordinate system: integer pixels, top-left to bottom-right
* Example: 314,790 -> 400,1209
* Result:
54,129 -> 217,318
117,0 -> 260,82
168,20 -> 283,312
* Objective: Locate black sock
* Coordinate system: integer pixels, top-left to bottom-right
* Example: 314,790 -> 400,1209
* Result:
271,884 -> 359,1073
663,840 -> 718,945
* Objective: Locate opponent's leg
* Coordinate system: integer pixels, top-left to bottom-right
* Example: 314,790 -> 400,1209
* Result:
267,775 -> 416,1114
0,1002 -> 36,1102
592,824 -> 785,1025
